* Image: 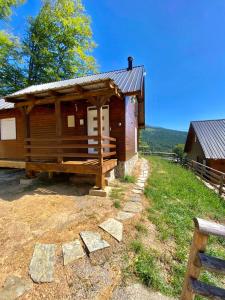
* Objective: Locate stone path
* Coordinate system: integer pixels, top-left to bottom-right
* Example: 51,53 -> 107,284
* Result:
99,218 -> 123,242
80,231 -> 110,253
0,276 -> 32,300
29,243 -> 56,283
0,158 -> 149,299
62,240 -> 85,266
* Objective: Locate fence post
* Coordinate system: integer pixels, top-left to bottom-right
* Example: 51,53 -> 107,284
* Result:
181,228 -> 209,300
219,175 -> 224,196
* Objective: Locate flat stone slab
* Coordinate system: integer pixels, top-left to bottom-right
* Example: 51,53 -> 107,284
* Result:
116,211 -> 135,221
0,275 -> 32,300
130,195 -> 141,202
29,243 -> 56,283
80,231 -> 110,253
132,189 -> 143,194
62,240 -> 85,266
136,182 -> 145,188
123,202 -> 143,213
99,218 -> 123,242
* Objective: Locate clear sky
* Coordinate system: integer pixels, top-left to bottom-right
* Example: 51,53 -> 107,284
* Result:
2,0 -> 225,131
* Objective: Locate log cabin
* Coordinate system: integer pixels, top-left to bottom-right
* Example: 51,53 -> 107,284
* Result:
0,57 -> 145,189
184,119 -> 225,172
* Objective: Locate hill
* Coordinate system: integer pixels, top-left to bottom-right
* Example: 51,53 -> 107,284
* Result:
141,126 -> 187,152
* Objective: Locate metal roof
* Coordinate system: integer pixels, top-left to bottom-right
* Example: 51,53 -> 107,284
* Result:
0,98 -> 14,110
5,66 -> 144,100
191,119 -> 225,159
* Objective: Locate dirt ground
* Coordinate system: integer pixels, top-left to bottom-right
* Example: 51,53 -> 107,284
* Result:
0,160 -> 149,299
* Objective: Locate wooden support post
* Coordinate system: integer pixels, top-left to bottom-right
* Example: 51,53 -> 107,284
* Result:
96,102 -> 105,189
181,228 -> 209,300
55,100 -> 63,163
219,175 -> 224,195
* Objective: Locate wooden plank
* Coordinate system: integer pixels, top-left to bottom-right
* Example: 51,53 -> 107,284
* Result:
24,144 -> 116,149
25,153 -> 99,158
197,252 -> 225,274
26,162 -> 99,174
102,135 -> 116,142
194,218 -> 225,238
190,278 -> 225,299
96,103 -> 104,189
25,135 -> 98,142
55,100 -> 63,163
102,151 -> 116,158
0,160 -> 25,169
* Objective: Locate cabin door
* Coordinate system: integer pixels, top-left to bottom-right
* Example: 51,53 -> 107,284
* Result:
87,105 -> 109,154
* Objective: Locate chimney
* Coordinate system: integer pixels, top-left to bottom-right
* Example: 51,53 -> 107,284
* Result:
127,56 -> 133,71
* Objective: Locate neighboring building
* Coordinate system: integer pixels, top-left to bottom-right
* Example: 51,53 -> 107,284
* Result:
184,119 -> 225,172
0,58 -> 145,189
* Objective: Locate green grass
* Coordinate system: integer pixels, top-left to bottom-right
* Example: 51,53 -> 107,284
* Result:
134,156 -> 225,298
121,174 -> 136,183
135,222 -> 148,234
113,199 -> 121,209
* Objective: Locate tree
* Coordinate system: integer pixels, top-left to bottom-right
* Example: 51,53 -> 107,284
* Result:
173,144 -> 185,160
0,31 -> 25,95
0,0 -> 25,19
23,0 -> 97,85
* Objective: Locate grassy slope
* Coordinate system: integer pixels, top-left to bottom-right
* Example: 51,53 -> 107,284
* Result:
133,156 -> 225,298
141,127 -> 187,152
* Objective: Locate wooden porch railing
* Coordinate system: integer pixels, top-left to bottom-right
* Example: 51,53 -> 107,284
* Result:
181,217 -> 225,299
24,135 -> 117,164
184,159 -> 225,196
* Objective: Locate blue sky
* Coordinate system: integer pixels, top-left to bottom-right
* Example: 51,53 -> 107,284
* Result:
2,0 -> 225,131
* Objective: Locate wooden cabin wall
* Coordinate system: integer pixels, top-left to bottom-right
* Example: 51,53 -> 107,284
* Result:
0,109 -> 24,160
207,159 -> 225,173
186,136 -> 205,163
125,96 -> 138,160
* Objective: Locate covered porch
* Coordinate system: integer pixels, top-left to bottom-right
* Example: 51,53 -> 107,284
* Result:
5,78 -> 122,189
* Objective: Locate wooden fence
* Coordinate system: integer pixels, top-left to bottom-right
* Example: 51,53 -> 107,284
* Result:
140,150 -> 178,162
184,159 -> 225,196
181,217 -> 225,299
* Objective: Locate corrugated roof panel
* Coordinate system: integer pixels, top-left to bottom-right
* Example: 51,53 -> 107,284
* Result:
0,98 -> 14,110
5,66 -> 144,99
192,119 -> 225,159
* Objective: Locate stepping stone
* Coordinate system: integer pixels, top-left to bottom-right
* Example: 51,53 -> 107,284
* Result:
29,243 -> 56,283
0,275 -> 32,300
99,218 -> 123,242
123,202 -> 143,213
136,182 -> 145,187
116,211 -> 135,221
80,231 -> 110,253
132,189 -> 143,194
130,195 -> 141,202
62,240 -> 85,266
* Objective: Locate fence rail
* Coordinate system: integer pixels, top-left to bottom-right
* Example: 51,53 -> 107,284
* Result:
140,150 -> 178,161
184,159 -> 225,196
181,218 -> 225,299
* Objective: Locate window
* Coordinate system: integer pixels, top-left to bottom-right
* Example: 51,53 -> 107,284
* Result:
67,115 -> 75,127
0,118 -> 16,140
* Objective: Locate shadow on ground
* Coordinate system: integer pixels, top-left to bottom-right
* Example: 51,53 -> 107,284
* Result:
0,168 -> 93,201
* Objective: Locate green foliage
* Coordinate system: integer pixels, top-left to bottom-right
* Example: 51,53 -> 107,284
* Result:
121,174 -> 136,183
24,0 -> 97,85
0,31 -> 25,95
141,126 -> 187,153
135,222 -> 148,234
144,156 -> 225,296
113,199 -> 121,209
110,187 -> 124,201
0,0 -> 97,95
130,239 -> 144,253
173,143 -> 185,159
0,0 -> 25,19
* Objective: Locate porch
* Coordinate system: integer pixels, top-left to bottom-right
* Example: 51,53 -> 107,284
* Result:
5,78 -> 122,189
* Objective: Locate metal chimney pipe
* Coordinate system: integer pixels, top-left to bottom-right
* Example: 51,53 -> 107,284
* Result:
127,56 -> 133,70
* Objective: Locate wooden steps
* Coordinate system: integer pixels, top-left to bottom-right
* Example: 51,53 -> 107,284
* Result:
190,279 -> 225,299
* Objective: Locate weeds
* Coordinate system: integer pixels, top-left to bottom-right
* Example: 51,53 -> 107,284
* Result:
113,199 -> 121,209
121,174 -> 136,183
135,222 -> 148,234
